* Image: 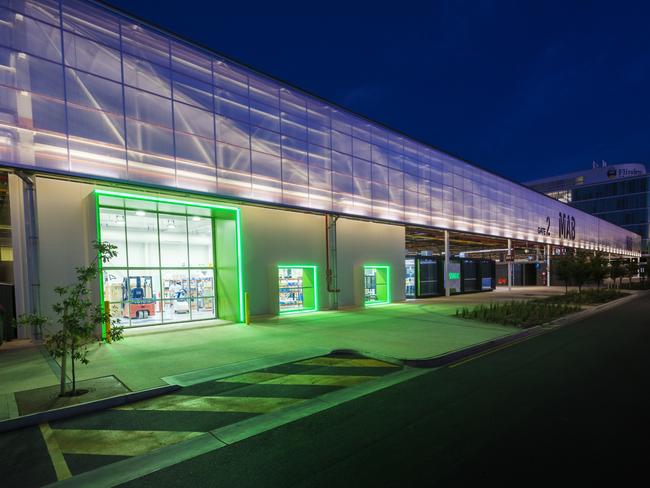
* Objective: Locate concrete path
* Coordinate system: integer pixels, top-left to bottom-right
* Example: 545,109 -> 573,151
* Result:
0,286 -> 567,417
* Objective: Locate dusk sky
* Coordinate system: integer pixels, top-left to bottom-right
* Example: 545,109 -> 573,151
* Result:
105,0 -> 650,182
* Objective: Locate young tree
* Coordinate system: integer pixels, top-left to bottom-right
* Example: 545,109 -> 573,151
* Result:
590,253 -> 609,289
572,252 -> 592,293
18,241 -> 123,397
555,254 -> 574,293
609,260 -> 625,289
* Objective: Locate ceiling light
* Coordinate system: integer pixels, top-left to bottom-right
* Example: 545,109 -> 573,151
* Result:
192,216 -> 201,222
136,210 -> 146,217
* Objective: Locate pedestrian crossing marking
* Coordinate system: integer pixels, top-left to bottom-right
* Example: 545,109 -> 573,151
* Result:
220,372 -> 378,387
295,357 -> 400,368
40,423 -> 72,481
115,395 -> 304,413
53,429 -> 203,457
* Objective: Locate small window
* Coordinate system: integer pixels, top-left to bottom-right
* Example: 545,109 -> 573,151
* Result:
575,176 -> 585,185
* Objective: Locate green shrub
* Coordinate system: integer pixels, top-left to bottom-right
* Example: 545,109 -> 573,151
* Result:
456,288 -> 626,328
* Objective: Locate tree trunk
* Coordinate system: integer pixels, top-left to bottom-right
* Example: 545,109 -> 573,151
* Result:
59,347 -> 67,397
71,343 -> 76,395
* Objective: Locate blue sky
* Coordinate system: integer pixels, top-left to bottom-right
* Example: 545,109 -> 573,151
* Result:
105,0 -> 650,182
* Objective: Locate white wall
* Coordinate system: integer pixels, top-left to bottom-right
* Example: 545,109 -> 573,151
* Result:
35,177 -> 96,324
34,177 -> 408,324
337,218 -> 406,307
241,205 -> 328,316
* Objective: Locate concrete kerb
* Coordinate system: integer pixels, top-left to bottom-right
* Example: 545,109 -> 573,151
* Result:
0,384 -> 180,434
162,347 -> 330,386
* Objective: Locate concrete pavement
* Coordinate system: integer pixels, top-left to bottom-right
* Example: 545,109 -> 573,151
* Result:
0,286 -> 566,420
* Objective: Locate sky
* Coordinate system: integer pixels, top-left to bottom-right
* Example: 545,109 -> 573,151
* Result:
105,0 -> 650,182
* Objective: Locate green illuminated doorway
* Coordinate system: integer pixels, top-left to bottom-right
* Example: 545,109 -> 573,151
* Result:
95,189 -> 244,338
364,265 -> 390,305
278,265 -> 318,314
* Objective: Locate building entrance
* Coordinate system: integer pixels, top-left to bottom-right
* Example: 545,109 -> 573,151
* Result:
96,190 -> 242,332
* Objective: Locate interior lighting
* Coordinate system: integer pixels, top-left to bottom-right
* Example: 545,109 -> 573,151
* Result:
135,210 -> 146,217
192,216 -> 201,222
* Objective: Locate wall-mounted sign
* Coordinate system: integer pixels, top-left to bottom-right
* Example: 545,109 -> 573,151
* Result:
537,216 -> 551,236
448,272 -> 460,280
558,212 -> 576,240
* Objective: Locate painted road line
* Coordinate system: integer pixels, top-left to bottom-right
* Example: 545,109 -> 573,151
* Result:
114,394 -> 304,413
51,367 -> 429,488
295,357 -> 400,368
53,429 -> 203,457
47,433 -> 226,488
39,422 -> 72,481
213,367 -> 431,445
219,372 -> 378,387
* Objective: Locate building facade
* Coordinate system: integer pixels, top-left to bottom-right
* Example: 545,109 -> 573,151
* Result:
0,0 -> 640,337
526,163 -> 649,256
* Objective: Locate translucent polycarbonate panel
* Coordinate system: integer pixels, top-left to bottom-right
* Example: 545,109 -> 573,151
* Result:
63,31 -> 121,81
0,7 -> 61,62
0,0 -> 639,255
62,0 -> 119,49
65,68 -> 123,114
124,87 -> 172,127
123,53 -> 171,97
172,71 -> 212,111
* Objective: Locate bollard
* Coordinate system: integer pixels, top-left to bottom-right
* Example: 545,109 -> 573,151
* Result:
104,300 -> 112,343
245,292 -> 250,325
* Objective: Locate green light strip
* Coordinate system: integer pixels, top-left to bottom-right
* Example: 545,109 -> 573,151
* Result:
94,188 -> 245,324
94,189 -> 240,212
235,208 -> 244,322
278,265 -> 318,314
95,191 -> 107,340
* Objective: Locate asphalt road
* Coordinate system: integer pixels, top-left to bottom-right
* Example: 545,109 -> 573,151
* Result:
120,291 -> 650,487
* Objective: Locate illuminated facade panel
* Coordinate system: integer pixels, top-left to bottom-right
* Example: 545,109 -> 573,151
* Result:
0,0 -> 641,255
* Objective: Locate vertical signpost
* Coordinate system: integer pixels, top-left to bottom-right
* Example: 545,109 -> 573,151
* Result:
444,230 -> 450,297
507,238 -> 512,291
546,244 -> 551,287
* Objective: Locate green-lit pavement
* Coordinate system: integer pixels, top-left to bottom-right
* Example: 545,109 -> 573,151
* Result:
0,287 -> 565,411
117,292 -> 650,487
0,352 -> 403,487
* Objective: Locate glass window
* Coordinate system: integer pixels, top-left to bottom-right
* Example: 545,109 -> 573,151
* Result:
159,213 -> 188,267
188,216 -> 213,267
99,208 -> 127,267
99,196 -> 231,327
125,209 -> 159,267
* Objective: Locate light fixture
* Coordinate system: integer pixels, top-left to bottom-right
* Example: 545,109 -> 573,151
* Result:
135,210 -> 146,217
192,216 -> 201,222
